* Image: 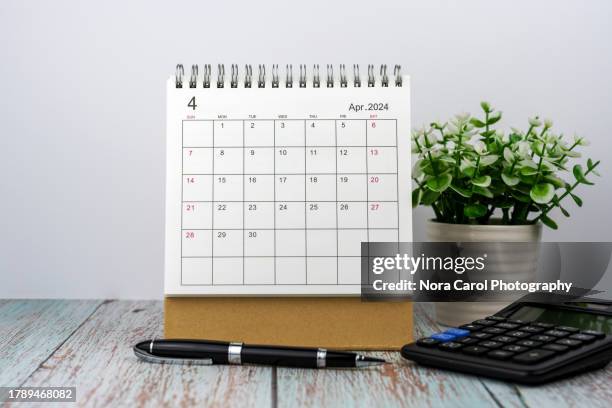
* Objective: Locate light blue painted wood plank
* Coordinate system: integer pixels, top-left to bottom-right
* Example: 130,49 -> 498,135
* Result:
417,304 -> 527,408
20,300 -> 273,408
0,299 -> 103,387
514,363 -> 612,408
276,303 -> 503,408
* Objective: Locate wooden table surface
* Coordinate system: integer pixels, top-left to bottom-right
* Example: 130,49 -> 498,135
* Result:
0,300 -> 610,407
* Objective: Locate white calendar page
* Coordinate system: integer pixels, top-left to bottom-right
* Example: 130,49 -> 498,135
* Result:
165,76 -> 411,295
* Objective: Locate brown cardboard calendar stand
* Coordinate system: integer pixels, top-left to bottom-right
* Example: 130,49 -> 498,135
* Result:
164,297 -> 413,350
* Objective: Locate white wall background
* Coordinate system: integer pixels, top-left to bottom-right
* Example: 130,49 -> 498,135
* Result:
1,0 -> 610,299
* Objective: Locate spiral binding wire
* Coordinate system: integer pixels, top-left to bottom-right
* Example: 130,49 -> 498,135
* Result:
230,64 -> 238,88
175,64 -> 403,88
272,64 -> 279,88
244,64 -> 252,88
203,64 -> 211,88
189,64 -> 198,88
286,64 -> 293,88
299,64 -> 307,88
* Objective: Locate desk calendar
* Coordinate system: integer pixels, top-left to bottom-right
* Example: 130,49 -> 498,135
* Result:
165,64 -> 412,295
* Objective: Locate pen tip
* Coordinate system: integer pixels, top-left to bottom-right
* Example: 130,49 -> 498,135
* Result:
356,356 -> 386,368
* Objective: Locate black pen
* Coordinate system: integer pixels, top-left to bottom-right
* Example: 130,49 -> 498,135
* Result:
134,339 -> 386,369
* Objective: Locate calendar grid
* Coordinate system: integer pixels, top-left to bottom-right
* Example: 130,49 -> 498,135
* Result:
242,120 -> 245,284
180,121 -> 184,285
395,120 -> 400,245
335,118 -> 339,284
304,120 -> 308,283
211,121 -> 215,284
180,119 -> 399,286
273,120 -> 276,284
365,120 -> 370,243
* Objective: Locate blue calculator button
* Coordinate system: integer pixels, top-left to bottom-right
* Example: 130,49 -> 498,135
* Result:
430,333 -> 456,342
445,328 -> 470,337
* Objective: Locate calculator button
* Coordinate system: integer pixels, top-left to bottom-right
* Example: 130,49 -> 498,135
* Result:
430,333 -> 456,342
542,344 -> 569,353
492,336 -> 516,344
482,327 -> 506,335
555,325 -> 580,333
512,349 -> 556,364
581,330 -> 605,339
460,324 -> 483,331
532,322 -> 555,328
495,322 -> 520,330
472,332 -> 493,340
487,350 -> 514,360
473,319 -> 498,326
543,330 -> 570,338
478,341 -> 502,349
516,340 -> 542,348
569,333 -> 596,343
462,346 -> 490,356
502,345 -> 528,353
444,328 -> 470,338
555,338 -> 582,348
417,338 -> 440,347
485,316 -> 507,322
438,342 -> 463,351
458,337 -> 480,345
522,326 -> 545,333
507,319 -> 529,325
506,330 -> 530,338
530,335 -> 555,343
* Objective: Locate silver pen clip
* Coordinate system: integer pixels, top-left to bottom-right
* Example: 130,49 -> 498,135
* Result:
133,347 -> 213,366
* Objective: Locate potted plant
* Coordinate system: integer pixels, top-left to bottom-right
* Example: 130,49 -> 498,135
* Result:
411,102 -> 600,326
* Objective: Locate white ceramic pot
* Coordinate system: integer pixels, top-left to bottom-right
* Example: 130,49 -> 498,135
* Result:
427,220 -> 542,327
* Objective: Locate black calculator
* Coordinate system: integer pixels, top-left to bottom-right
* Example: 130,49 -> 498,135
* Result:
401,294 -> 612,384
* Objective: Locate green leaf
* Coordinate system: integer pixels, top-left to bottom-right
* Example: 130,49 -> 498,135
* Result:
487,112 -> 502,125
479,155 -> 499,166
573,164 -> 594,185
472,175 -> 492,187
412,188 -> 422,208
494,198 -> 514,209
543,175 -> 565,189
501,171 -> 520,186
520,167 -> 538,176
510,134 -> 522,143
420,162 -> 436,175
469,118 -> 486,128
540,160 -> 558,173
511,190 -> 532,203
570,193 -> 583,207
560,206 -> 570,217
531,141 -> 545,156
480,101 -> 492,113
587,158 -> 594,169
461,165 -> 477,178
439,156 -> 456,164
503,147 -> 514,163
449,182 -> 473,198
587,158 -> 600,172
412,159 -> 424,178
464,203 -> 487,218
564,150 -> 581,158
426,173 -> 453,192
540,214 -> 558,230
489,181 -> 506,196
481,130 -> 496,138
473,186 -> 493,198
420,189 -> 440,205
530,182 -> 555,204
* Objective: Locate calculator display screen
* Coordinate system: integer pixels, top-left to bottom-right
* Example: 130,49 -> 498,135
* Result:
509,306 -> 612,334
